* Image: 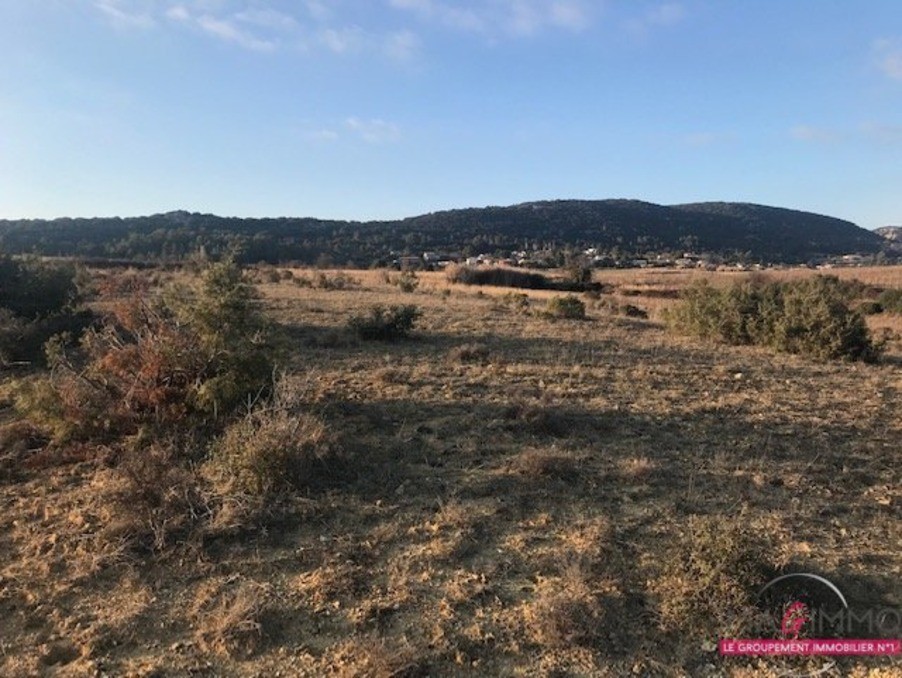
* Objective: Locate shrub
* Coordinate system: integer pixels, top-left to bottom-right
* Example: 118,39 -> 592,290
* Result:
208,406 -> 336,496
448,342 -> 491,364
545,295 -> 586,320
448,266 -> 552,290
771,276 -> 876,361
858,300 -> 884,315
665,276 -> 880,361
315,272 -> 359,290
19,259 -> 275,443
348,305 -> 422,341
108,439 -> 207,551
0,257 -> 91,367
192,580 -> 273,659
878,287 -> 902,314
0,256 -> 80,320
650,515 -> 780,640
395,270 -> 419,293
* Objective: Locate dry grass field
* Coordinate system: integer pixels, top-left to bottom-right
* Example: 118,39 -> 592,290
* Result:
0,265 -> 900,676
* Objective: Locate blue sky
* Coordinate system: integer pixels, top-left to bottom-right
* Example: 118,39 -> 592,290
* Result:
1,1 -> 900,228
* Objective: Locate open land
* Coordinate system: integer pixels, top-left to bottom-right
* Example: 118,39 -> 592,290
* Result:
0,265 -> 900,676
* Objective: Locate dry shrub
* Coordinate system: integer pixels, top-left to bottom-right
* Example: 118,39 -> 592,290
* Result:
316,272 -> 359,290
208,403 -> 338,496
105,441 -> 208,552
327,635 -> 425,678
616,455 -> 657,481
650,515 -> 782,640
503,400 -> 570,437
192,579 -> 273,659
525,566 -> 606,649
509,448 -> 580,481
447,342 -> 491,364
0,420 -> 49,481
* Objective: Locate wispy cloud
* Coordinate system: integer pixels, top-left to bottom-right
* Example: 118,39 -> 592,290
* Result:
318,27 -> 367,54
873,38 -> 902,81
94,0 -> 155,29
303,128 -> 341,143
297,117 -> 403,145
790,125 -> 840,143
345,117 -> 402,144
92,1 -> 425,60
388,0 -> 593,38
625,2 -> 685,38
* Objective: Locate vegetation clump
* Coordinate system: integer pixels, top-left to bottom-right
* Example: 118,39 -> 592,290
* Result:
449,265 -> 604,292
0,256 -> 93,366
665,275 -> 881,361
348,304 -> 422,341
877,287 -> 902,314
395,270 -> 419,293
545,295 -> 587,320
209,402 -> 336,496
17,259 -> 275,443
651,515 -> 781,640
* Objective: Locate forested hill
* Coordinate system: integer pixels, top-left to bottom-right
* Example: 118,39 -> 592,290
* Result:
0,200 -> 886,266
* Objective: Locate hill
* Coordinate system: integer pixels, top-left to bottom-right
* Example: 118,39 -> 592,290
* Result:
875,226 -> 902,241
0,200 -> 886,265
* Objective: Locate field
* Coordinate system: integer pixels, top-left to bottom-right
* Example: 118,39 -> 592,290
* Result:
0,265 -> 900,676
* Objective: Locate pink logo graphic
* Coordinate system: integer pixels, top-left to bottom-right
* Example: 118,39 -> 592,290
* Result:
781,601 -> 810,639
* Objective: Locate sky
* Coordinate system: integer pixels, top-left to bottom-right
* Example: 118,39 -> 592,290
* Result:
0,1 -> 900,229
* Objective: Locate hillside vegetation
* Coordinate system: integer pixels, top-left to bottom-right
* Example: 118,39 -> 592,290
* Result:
0,200 -> 887,266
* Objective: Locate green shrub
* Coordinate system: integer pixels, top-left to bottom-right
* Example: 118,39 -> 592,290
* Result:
665,276 -> 879,361
770,277 -> 876,361
877,287 -> 902,314
858,300 -> 884,315
0,257 -> 91,367
448,265 -> 551,290
348,305 -> 422,340
0,256 -> 80,320
545,295 -> 586,320
19,259 -> 275,443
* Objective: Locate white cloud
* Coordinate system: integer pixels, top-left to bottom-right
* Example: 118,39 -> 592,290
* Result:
874,38 -> 902,81
388,0 -> 593,37
345,117 -> 401,144
93,0 -> 155,29
165,5 -> 190,22
195,14 -> 277,51
235,9 -> 301,33
304,128 -> 340,143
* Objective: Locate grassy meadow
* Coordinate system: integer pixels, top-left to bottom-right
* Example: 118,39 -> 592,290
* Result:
0,264 -> 900,677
